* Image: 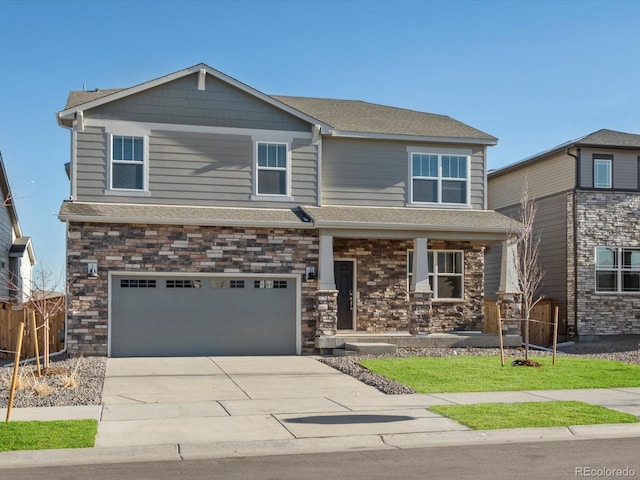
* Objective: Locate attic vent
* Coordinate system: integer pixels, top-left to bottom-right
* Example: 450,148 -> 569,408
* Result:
198,69 -> 206,91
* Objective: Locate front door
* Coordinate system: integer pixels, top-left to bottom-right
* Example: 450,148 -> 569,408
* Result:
334,260 -> 354,330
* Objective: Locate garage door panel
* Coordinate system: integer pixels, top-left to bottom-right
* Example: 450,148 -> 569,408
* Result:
111,275 -> 297,357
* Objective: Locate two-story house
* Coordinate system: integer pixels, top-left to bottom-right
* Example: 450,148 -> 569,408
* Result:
486,129 -> 640,340
57,63 -> 515,357
0,151 -> 36,302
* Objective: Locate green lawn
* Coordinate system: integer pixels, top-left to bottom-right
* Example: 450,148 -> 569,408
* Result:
0,419 -> 98,452
430,401 -> 639,430
359,356 -> 640,393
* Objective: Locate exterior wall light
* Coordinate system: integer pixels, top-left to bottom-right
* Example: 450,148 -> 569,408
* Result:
87,262 -> 98,278
305,266 -> 316,281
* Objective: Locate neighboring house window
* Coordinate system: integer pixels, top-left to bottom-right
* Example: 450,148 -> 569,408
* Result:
411,153 -> 468,204
593,158 -> 612,189
111,135 -> 144,190
256,142 -> 288,196
595,247 -> 640,293
407,250 -> 464,299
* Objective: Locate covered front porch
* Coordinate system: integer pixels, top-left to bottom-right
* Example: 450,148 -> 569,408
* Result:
299,205 -> 521,354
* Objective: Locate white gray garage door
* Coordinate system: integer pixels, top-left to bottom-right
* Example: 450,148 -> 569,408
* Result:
110,275 -> 298,357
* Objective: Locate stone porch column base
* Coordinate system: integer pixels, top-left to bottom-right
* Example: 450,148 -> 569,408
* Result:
409,291 -> 433,335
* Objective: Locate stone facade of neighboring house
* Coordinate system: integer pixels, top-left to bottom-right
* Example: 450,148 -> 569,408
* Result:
487,129 -> 640,339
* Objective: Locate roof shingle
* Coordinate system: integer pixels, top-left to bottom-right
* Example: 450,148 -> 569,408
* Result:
272,96 -> 497,141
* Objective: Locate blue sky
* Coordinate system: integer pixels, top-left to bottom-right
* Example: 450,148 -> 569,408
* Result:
1,0 -> 639,282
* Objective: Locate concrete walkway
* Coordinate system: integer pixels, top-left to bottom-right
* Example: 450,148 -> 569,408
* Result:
2,355 -> 640,468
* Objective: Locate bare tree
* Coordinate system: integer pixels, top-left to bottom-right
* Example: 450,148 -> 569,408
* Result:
513,176 -> 545,360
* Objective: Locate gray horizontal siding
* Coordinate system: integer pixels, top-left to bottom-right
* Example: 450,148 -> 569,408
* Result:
322,137 -> 485,208
74,128 -> 317,207
488,152 -> 575,210
485,192 -> 568,320
484,244 -> 501,301
85,73 -> 310,132
0,205 -> 11,299
578,148 -> 640,190
322,138 -> 407,207
469,147 -> 485,208
75,127 -> 107,199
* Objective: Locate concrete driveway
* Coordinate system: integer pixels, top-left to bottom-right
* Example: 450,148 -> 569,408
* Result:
96,356 -> 465,449
3,356 -> 640,468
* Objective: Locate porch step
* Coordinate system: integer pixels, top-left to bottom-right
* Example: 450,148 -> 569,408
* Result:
344,342 -> 397,356
331,348 -> 357,357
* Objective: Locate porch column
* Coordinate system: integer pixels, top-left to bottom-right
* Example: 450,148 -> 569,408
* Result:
316,232 -> 338,352
411,236 -> 431,292
409,236 -> 432,335
318,233 -> 335,290
498,235 -> 519,294
497,235 -> 522,329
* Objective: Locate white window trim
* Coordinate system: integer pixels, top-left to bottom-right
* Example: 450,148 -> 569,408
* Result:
252,141 -> 293,201
408,249 -> 465,300
594,158 -> 612,189
595,246 -> 640,294
407,152 -> 471,207
105,128 -> 150,195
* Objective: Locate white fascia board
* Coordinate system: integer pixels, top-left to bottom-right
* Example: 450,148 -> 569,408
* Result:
313,220 -> 513,234
328,130 -> 498,146
323,227 -> 509,242
57,214 -> 314,230
58,64 -> 334,133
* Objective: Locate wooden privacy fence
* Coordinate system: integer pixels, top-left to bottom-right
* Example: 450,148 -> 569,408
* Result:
484,298 -> 554,346
0,302 -> 65,360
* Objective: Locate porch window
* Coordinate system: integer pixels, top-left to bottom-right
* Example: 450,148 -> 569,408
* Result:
407,250 -> 464,299
411,153 -> 468,204
256,142 -> 289,196
595,246 -> 640,293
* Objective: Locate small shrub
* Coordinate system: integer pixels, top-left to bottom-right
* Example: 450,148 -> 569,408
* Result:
60,356 -> 82,389
29,372 -> 53,397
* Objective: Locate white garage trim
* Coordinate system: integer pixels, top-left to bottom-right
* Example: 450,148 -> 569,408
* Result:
108,271 -> 302,357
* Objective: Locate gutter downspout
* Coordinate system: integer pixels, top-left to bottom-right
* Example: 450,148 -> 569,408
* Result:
55,112 -> 74,358
566,147 -> 580,339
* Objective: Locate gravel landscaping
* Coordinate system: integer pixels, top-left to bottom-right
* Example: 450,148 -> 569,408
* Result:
0,355 -> 106,408
0,336 -> 638,406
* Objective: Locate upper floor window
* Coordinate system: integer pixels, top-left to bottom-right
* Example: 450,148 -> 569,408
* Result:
594,158 -> 612,189
407,249 -> 464,299
111,135 -> 145,190
256,142 -> 289,196
596,246 -> 640,293
411,153 -> 468,204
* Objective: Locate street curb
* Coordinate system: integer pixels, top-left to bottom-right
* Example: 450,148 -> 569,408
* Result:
2,425 -> 640,469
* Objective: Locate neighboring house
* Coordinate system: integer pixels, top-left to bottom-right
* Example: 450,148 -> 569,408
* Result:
56,63 -> 515,357
0,151 -> 36,302
486,129 -> 640,339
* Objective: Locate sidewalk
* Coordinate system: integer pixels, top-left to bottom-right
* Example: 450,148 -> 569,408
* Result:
1,356 -> 640,468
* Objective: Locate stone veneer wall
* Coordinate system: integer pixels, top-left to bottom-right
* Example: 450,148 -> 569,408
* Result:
566,193 -> 576,336
66,223 -> 319,355
573,191 -> 640,335
333,238 -> 412,332
332,238 -> 485,333
429,241 -> 485,332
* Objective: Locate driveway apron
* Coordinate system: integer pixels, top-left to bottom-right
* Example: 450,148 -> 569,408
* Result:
96,356 -> 411,448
